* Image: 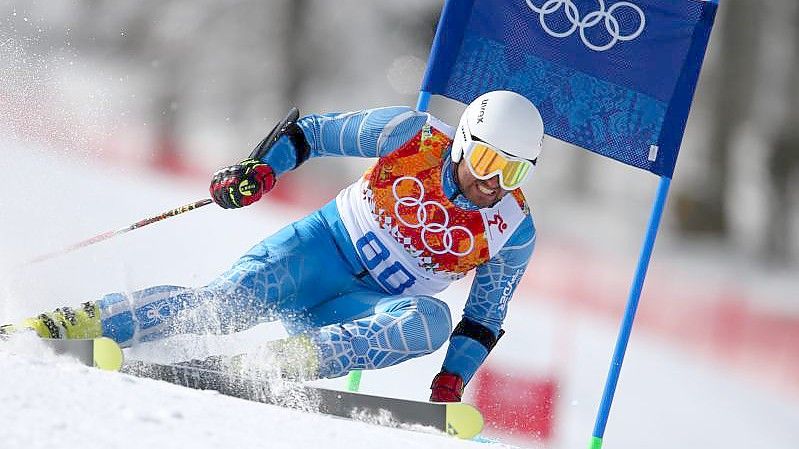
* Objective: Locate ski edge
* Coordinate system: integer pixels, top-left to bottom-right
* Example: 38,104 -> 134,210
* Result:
122,359 -> 484,439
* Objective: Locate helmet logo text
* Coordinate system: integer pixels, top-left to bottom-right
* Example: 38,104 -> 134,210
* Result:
476,98 -> 489,124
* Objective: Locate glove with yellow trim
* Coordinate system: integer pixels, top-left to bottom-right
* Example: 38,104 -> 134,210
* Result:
210,158 -> 276,209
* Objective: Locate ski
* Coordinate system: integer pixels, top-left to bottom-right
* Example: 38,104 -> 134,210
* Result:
122,359 -> 483,439
40,337 -> 124,371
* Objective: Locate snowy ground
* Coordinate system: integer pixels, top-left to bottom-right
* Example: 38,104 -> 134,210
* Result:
0,141 -> 503,449
0,336 -> 502,449
1,139 -> 797,449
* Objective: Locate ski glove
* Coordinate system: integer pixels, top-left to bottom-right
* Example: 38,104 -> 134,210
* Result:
210,159 -> 276,209
430,371 -> 464,402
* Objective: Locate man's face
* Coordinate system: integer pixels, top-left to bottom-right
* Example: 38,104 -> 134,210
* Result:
455,160 -> 511,208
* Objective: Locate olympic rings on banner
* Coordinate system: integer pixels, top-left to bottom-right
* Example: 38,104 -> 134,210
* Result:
392,176 -> 475,257
525,0 -> 646,52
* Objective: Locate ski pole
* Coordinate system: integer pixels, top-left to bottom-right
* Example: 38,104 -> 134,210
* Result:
26,198 -> 213,265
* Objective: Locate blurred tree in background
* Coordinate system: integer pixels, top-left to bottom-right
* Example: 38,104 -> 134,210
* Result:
672,0 -> 798,265
0,0 -> 796,266
765,1 -> 799,264
674,0 -> 763,236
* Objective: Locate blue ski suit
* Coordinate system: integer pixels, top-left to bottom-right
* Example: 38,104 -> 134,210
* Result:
97,107 -> 536,384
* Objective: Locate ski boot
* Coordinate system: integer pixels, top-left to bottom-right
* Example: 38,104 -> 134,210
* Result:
14,302 -> 102,339
246,333 -> 321,381
173,334 -> 321,381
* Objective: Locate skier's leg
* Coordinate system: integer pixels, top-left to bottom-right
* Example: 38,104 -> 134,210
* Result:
96,285 -> 224,345
4,209 -> 364,347
299,292 -> 453,378
5,285 -> 234,347
202,208 -> 365,324
94,210 -> 358,346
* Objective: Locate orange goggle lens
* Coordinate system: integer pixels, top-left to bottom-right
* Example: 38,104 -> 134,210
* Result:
466,143 -> 532,190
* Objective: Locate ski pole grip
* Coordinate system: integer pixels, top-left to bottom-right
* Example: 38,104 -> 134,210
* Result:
249,107 -> 301,161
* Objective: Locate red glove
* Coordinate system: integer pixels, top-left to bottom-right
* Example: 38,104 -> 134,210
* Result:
210,159 -> 276,209
430,371 -> 464,402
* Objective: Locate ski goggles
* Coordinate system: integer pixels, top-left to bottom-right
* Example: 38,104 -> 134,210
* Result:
464,140 -> 535,191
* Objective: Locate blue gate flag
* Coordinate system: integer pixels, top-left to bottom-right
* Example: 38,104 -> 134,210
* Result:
421,0 -> 718,178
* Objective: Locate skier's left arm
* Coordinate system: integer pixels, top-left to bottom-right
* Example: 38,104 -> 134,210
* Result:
430,216 -> 536,402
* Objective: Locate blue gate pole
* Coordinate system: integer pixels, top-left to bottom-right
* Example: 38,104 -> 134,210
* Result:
590,176 -> 672,449
416,91 -> 432,112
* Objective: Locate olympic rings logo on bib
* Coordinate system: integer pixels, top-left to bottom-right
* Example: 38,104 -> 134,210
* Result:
525,0 -> 646,52
392,176 -> 476,257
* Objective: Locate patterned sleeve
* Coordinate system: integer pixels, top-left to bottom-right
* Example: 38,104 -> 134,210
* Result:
262,106 -> 429,176
440,214 -> 536,384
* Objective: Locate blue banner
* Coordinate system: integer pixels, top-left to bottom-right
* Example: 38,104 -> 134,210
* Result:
421,0 -> 718,178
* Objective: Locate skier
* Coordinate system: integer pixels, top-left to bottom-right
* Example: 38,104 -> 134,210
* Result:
3,90 -> 543,402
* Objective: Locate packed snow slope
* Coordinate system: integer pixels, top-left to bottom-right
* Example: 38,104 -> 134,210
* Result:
0,141 -> 502,449
0,337 -> 498,449
1,139 -> 797,449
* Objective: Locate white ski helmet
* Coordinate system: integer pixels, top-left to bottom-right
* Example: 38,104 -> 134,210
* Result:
451,90 -> 545,166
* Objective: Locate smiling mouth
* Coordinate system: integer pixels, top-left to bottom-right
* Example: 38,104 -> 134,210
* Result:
476,183 -> 496,196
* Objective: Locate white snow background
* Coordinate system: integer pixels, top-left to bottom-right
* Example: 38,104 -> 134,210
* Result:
1,3 -> 797,446
0,138 -> 797,449
0,141 -> 509,449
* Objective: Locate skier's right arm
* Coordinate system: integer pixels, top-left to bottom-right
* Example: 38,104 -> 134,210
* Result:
292,106 -> 429,162
210,106 -> 428,209
257,106 -> 431,175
